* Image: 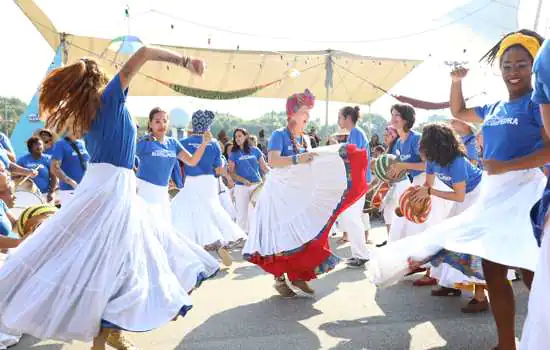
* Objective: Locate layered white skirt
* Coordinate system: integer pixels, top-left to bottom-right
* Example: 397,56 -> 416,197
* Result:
243,145 -> 348,257
136,178 -> 219,292
171,175 -> 246,247
370,169 -> 546,287
520,209 -> 550,350
218,179 -> 237,221
388,173 -> 455,242
0,163 -> 195,342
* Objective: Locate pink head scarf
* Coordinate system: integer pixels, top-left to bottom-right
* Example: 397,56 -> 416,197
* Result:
385,125 -> 398,139
286,89 -> 315,120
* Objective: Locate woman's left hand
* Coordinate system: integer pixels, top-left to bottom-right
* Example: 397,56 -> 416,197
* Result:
410,186 -> 430,204
387,162 -> 405,179
483,159 -> 509,175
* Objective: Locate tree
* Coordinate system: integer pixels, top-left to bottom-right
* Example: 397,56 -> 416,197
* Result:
358,113 -> 388,141
0,96 -> 28,136
414,114 -> 448,132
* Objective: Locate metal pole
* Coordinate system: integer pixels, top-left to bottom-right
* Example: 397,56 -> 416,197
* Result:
533,0 -> 543,31
325,85 -> 329,126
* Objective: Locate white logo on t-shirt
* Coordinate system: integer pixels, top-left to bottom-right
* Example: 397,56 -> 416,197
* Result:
484,116 -> 519,127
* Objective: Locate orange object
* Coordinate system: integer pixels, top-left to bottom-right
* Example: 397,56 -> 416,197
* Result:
397,186 -> 431,224
372,182 -> 390,208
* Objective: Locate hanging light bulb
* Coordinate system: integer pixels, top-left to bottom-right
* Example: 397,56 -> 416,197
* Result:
289,69 -> 300,78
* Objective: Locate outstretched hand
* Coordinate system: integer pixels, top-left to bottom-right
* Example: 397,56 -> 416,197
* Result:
188,58 -> 206,77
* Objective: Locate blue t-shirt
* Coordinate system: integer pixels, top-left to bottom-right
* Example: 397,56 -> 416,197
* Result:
532,39 -> 550,105
171,161 -> 185,188
52,138 -> 90,190
84,74 -> 137,169
347,127 -> 372,182
268,128 -> 307,156
389,142 -> 399,156
229,146 -> 263,185
395,130 -> 422,179
180,135 -> 222,176
0,200 -> 12,237
426,156 -> 482,193
136,136 -> 184,187
0,133 -> 14,154
475,93 -> 543,161
17,153 -> 52,193
43,147 -> 54,156
0,148 -> 10,169
461,133 -> 479,163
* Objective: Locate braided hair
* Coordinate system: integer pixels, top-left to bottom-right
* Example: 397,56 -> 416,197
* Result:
480,29 -> 545,65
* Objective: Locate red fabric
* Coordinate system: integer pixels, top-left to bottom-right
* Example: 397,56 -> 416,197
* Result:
247,144 -> 369,281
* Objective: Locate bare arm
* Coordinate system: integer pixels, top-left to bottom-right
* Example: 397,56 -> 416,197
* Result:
6,210 -> 16,226
449,69 -> 483,123
424,173 -> 435,187
0,235 -> 20,249
119,46 -> 204,90
50,159 -> 77,189
259,156 -> 270,176
431,181 -> 466,202
5,151 -> 15,163
9,163 -> 37,177
268,151 -> 315,168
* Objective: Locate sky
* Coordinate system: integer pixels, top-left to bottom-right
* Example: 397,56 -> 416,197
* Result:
0,0 -> 547,124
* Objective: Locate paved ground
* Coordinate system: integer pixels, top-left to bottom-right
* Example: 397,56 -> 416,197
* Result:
9,218 -> 529,350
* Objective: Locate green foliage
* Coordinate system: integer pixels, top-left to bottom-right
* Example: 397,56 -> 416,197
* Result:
414,114 -> 448,132
0,96 -> 28,135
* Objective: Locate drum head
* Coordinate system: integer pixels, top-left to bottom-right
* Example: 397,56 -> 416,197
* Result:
12,190 -> 45,218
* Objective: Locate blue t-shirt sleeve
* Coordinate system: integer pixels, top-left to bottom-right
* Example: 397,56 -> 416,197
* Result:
474,104 -> 493,120
101,74 -> 128,113
531,102 -> 544,128
268,131 -> 284,152
412,133 -> 421,157
52,142 -> 65,161
173,139 -> 184,155
450,158 -> 467,184
532,75 -> 550,105
229,150 -> 238,163
0,200 -> 7,213
0,133 -> 14,153
253,147 -> 263,160
425,161 -> 434,174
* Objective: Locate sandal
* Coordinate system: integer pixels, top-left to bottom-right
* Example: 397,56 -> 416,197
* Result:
431,287 -> 462,297
413,276 -> 437,286
461,298 -> 489,313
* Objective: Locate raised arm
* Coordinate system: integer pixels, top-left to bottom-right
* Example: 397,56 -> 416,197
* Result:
450,68 -> 483,124
50,160 -> 77,189
177,132 -> 212,166
119,46 -> 205,90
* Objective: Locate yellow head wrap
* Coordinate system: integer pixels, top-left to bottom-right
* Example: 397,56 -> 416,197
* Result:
16,204 -> 57,236
496,33 -> 541,60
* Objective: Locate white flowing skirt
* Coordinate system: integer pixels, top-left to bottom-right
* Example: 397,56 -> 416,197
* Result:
370,169 -> 545,287
388,173 -> 455,242
136,179 -> 219,292
0,163 -> 195,342
243,145 -> 348,256
171,175 -> 246,247
520,209 -> 550,350
218,179 -> 237,221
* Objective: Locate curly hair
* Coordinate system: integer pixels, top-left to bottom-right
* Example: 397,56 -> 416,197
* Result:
480,29 -> 545,65
39,58 -> 109,138
419,123 -> 466,167
26,136 -> 42,153
391,104 -> 416,132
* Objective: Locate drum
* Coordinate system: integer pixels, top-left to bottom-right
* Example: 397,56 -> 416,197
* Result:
373,154 -> 407,183
395,186 -> 431,224
249,182 -> 264,208
372,182 -> 390,209
12,176 -> 39,194
12,190 -> 45,219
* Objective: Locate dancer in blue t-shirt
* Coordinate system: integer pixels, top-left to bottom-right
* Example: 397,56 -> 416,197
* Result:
0,44 -> 214,349
228,127 -> 269,234
171,110 -> 246,266
336,106 -> 371,268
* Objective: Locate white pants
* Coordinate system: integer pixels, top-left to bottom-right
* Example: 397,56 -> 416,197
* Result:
234,184 -> 259,233
338,194 -> 370,260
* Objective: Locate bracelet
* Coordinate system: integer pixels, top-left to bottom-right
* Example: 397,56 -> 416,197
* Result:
182,56 -> 191,68
292,155 -> 298,165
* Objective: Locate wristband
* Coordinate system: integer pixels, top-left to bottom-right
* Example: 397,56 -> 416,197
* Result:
182,56 -> 191,68
292,155 -> 298,165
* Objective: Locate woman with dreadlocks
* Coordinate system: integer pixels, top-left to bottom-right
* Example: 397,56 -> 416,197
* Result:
370,30 -> 546,350
0,46 -> 209,349
243,89 -> 369,297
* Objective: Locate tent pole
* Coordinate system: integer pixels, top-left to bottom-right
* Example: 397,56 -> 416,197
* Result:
325,85 -> 329,126
533,0 -> 543,31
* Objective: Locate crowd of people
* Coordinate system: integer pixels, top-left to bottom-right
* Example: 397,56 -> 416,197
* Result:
0,28 -> 547,350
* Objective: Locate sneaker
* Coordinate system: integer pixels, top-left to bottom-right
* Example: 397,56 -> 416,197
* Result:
217,247 -> 233,266
106,330 -> 137,350
376,240 -> 387,247
274,278 -> 297,298
291,280 -> 315,295
346,258 -> 368,268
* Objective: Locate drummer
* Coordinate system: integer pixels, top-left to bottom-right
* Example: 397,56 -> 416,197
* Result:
17,136 -> 56,203
50,133 -> 89,206
35,128 -> 56,156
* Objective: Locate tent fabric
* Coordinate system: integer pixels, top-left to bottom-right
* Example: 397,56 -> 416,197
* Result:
14,0 -> 421,105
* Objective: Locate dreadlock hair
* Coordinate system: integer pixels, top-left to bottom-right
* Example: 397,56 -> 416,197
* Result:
39,58 -> 109,138
480,29 -> 545,65
419,123 -> 467,168
232,128 -> 251,154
